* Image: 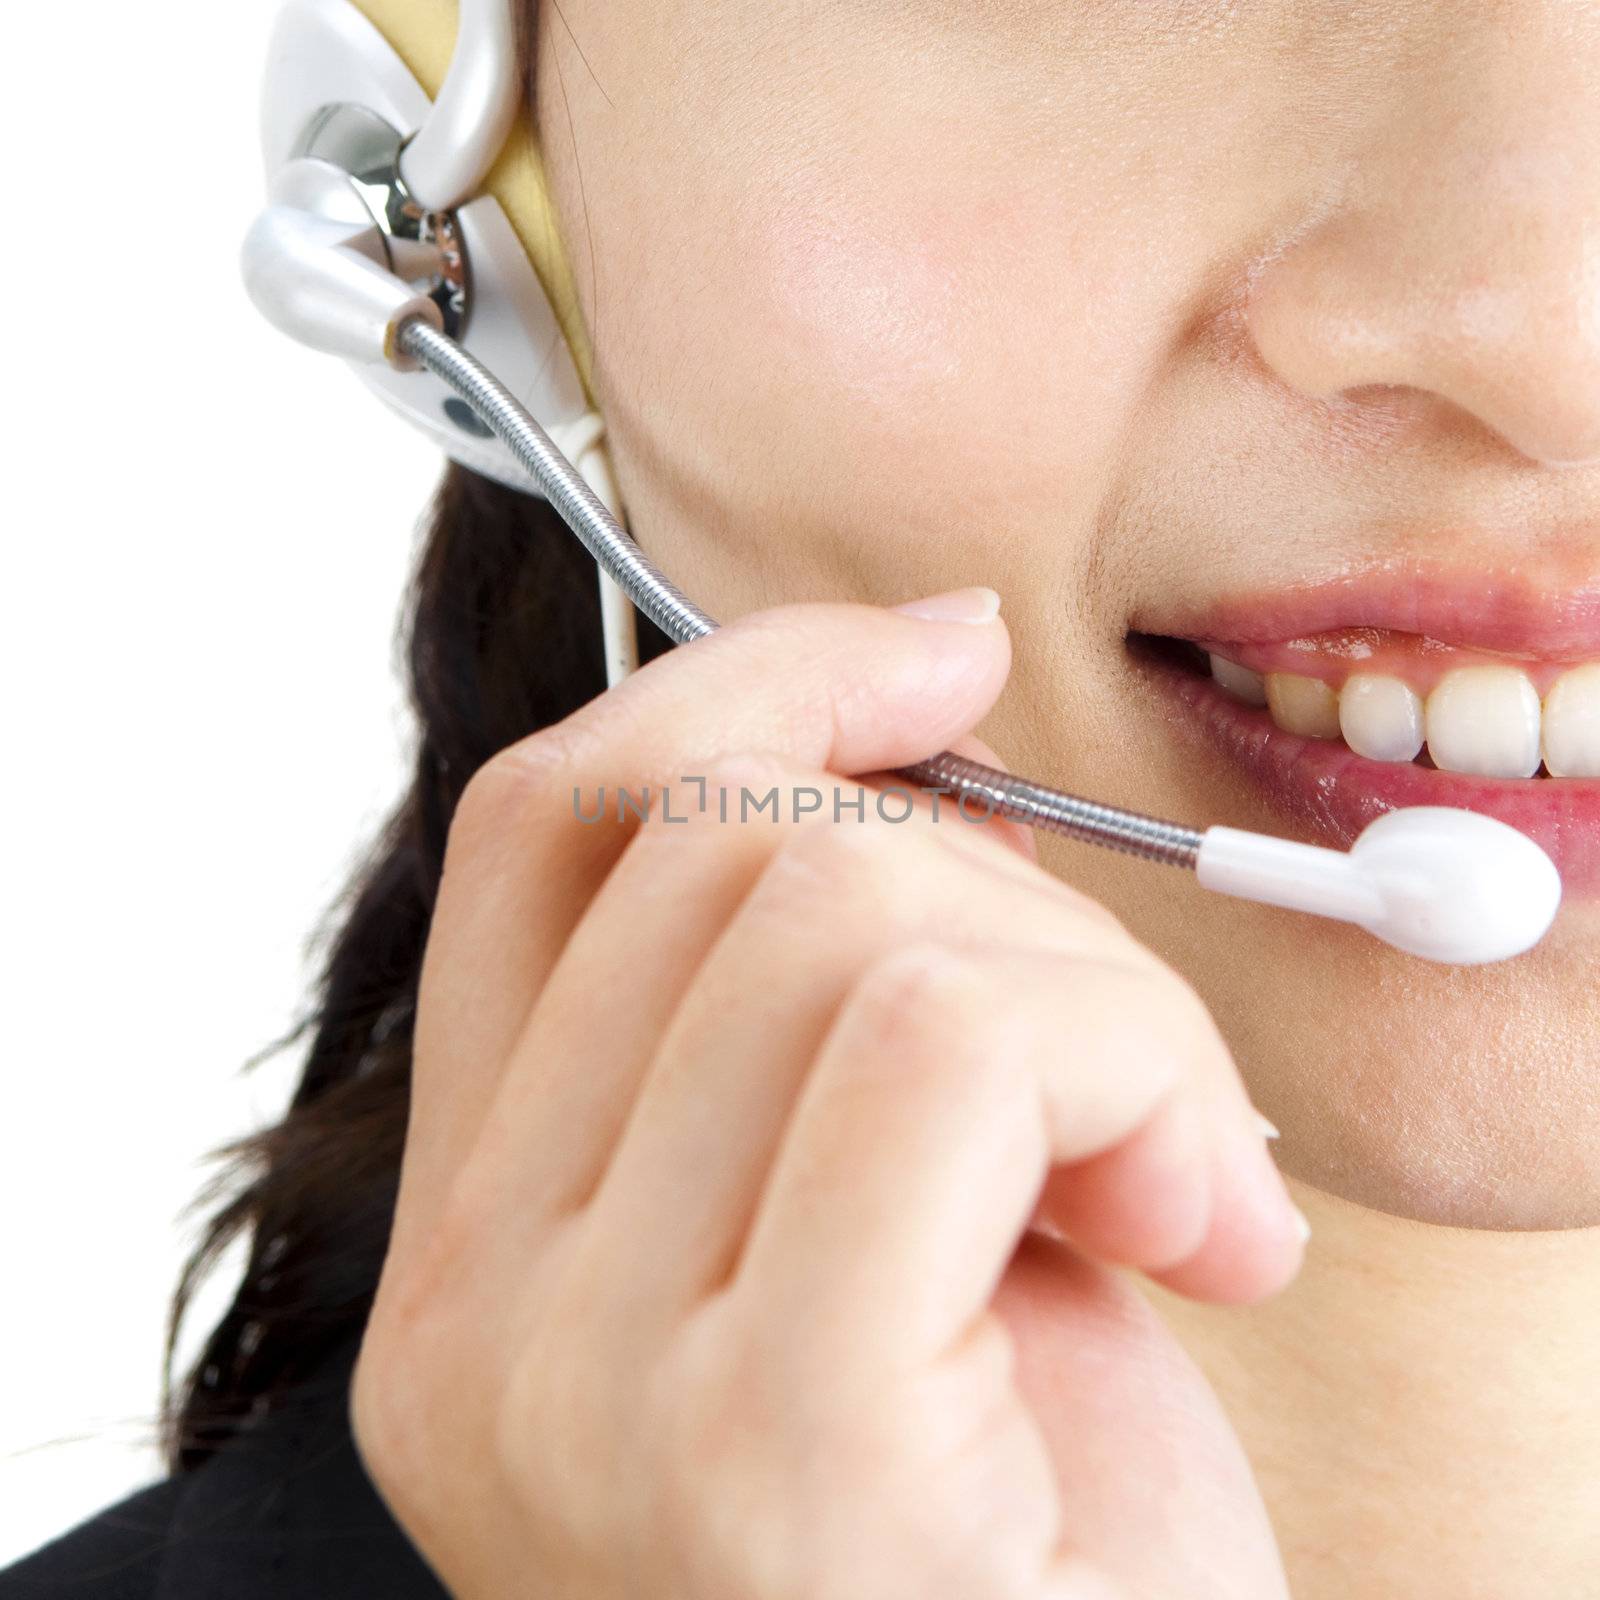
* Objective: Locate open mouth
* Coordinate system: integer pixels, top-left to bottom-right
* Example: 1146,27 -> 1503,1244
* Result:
1127,577 -> 1600,895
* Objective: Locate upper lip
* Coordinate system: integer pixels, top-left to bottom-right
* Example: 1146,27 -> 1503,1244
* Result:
1136,553 -> 1600,659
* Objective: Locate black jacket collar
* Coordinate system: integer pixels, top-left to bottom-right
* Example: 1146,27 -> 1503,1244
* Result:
156,1331 -> 448,1599
0,1330 -> 451,1599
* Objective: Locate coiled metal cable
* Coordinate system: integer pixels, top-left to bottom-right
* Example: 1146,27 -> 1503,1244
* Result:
398,316 -> 1204,870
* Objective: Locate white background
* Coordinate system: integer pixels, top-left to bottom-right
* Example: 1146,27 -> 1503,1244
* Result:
1,0 -> 443,1562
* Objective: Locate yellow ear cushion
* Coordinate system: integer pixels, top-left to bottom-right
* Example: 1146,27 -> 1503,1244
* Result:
350,0 -> 595,401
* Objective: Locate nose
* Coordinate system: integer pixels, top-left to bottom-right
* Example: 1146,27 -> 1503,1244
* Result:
1246,11 -> 1600,469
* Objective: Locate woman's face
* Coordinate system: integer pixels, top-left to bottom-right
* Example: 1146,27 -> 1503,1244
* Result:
531,0 -> 1600,1231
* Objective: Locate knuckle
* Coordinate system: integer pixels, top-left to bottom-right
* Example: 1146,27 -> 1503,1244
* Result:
351,1196 -> 499,1503
690,750 -> 809,820
347,1335 -> 398,1481
495,1313 -> 691,1585
846,940 -> 987,1057
349,1275 -> 446,1505
347,1336 -> 454,1543
489,1230 -> 647,1553
621,752 -> 813,863
658,1301 -> 1044,1600
749,812 -> 859,910
494,1331 -> 589,1511
753,808 -> 918,922
655,1303 -> 858,1599
652,1314 -> 767,1559
450,724 -> 585,848
659,1295 -> 813,1474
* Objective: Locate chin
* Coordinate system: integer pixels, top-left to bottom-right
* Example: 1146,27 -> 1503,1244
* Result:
1154,879 -> 1600,1232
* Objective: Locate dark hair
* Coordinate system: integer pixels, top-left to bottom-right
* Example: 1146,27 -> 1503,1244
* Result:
161,458 -> 669,1467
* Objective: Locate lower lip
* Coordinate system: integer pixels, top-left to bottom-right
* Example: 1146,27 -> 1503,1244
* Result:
1146,658 -> 1600,895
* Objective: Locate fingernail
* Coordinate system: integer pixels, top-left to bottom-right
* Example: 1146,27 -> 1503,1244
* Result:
892,585 -> 1002,624
1254,1110 -> 1281,1141
1292,1206 -> 1312,1244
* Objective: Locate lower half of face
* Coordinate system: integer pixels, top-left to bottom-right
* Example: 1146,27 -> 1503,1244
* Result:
535,0 -> 1600,1230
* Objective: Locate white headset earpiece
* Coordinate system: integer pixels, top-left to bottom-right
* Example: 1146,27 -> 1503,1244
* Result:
392,0 -> 519,213
244,0 -> 640,684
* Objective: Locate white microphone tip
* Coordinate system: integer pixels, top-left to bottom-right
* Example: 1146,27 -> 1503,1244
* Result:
1350,807 -> 1561,964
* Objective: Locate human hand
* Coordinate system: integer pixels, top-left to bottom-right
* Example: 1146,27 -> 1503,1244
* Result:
351,588 -> 1301,1598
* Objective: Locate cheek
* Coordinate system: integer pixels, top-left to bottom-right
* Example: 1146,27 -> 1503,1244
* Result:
768,210 -> 966,429
570,27 -> 1267,615
745,159 -> 1164,509
594,131 -> 1216,635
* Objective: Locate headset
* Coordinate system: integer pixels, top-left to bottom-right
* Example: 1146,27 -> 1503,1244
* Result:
241,0 -> 1561,965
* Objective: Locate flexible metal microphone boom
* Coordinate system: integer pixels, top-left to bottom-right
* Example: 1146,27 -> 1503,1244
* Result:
394,315 -> 1563,967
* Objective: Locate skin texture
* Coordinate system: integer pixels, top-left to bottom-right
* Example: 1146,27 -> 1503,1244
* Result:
349,4 -> 1600,1598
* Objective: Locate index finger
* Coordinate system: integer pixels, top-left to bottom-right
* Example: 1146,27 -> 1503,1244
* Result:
402,592 -> 1011,1224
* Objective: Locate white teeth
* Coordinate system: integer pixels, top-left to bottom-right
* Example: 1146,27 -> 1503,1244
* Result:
1209,654 -> 1268,706
1339,674 -> 1425,763
1542,664 -> 1600,777
1220,652 -> 1600,779
1265,672 -> 1342,739
1425,666 -> 1543,778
